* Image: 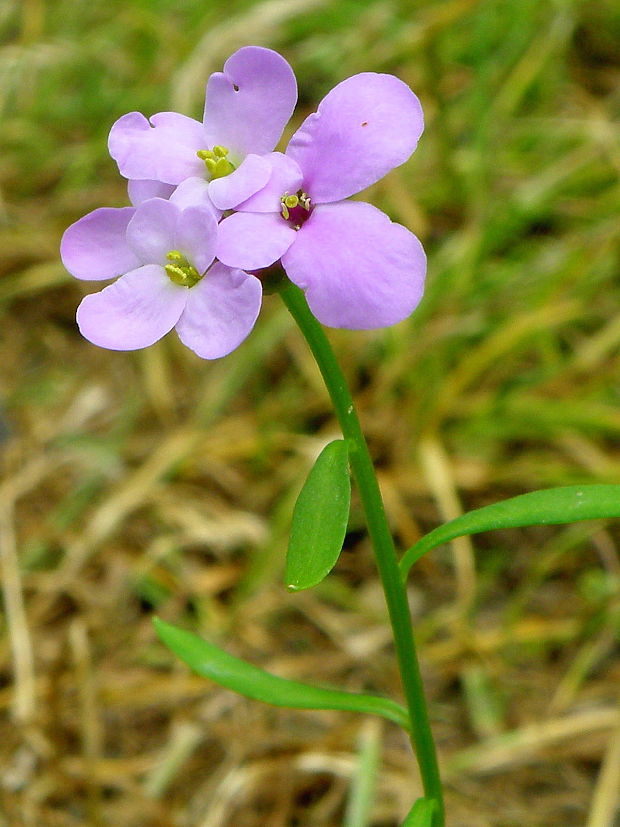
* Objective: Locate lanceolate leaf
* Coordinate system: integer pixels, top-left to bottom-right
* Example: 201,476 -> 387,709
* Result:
154,618 -> 409,730
402,798 -> 438,826
400,484 -> 620,578
286,439 -> 351,591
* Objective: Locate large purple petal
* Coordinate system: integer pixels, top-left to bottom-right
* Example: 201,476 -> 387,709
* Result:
286,73 -> 424,203
208,154 -> 271,210
128,179 -> 175,206
176,263 -> 262,359
216,211 -> 296,270
126,198 -> 180,264
76,265 -> 187,350
236,153 -> 303,213
203,46 -> 297,157
109,111 -> 207,185
61,207 -> 139,281
281,201 -> 426,329
173,206 -> 218,275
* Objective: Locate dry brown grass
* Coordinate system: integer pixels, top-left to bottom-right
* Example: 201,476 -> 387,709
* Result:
2,0 -> 620,824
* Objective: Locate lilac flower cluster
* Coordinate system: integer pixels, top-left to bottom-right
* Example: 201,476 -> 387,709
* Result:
61,47 -> 426,358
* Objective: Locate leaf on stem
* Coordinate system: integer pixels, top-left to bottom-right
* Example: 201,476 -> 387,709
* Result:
153,618 -> 409,730
286,438 -> 351,591
400,484 -> 620,578
402,797 -> 437,826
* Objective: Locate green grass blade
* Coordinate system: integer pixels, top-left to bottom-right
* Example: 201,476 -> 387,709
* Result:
344,721 -> 382,827
153,618 -> 409,730
286,439 -> 351,591
400,485 -> 620,578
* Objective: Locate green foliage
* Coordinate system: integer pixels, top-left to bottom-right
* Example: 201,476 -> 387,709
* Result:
401,485 -> 620,576
153,618 -> 409,729
286,439 -> 351,591
402,797 -> 438,826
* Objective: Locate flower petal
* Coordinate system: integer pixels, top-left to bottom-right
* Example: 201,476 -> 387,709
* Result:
281,201 -> 426,329
173,206 -> 218,275
61,207 -> 139,281
108,111 -> 206,185
208,154 -> 271,210
76,265 -> 187,350
170,177 -> 221,219
286,73 -> 424,203
176,263 -> 262,359
216,212 -> 296,270
128,179 -> 175,206
203,46 -> 297,157
126,198 -> 180,264
236,153 -> 303,213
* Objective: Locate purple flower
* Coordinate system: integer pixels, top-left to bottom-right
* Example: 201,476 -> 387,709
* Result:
108,46 -> 297,212
215,73 -> 427,329
60,197 -> 262,359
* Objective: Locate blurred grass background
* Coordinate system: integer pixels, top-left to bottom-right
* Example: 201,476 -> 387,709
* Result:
1,0 -> 619,824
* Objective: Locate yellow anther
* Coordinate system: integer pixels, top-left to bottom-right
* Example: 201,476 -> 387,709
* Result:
198,146 -> 235,179
210,157 -> 235,179
280,190 -> 312,223
164,251 -> 202,287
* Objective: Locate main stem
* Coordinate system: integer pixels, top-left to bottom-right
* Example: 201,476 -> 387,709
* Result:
280,283 -> 444,825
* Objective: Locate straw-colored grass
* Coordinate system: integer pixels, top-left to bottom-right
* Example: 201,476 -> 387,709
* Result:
1,0 -> 619,824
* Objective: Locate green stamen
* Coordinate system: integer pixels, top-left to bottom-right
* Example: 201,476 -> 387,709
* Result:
164,250 -> 202,288
197,146 -> 236,179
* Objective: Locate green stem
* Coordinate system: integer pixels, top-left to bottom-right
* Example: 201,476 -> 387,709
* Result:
280,283 -> 444,826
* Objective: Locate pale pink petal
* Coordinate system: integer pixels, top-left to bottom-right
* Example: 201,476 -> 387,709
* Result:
173,206 -> 218,275
176,264 -> 262,359
286,73 -> 424,203
128,179 -> 175,206
108,111 -> 207,184
208,154 -> 271,210
170,177 -> 221,219
76,265 -> 187,350
236,153 -> 303,213
203,46 -> 297,157
216,212 -> 296,270
282,201 -> 426,329
61,207 -> 139,281
126,198 -> 179,264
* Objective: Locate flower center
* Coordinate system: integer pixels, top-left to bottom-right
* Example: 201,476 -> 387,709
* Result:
197,145 -> 236,179
164,250 -> 202,287
280,190 -> 312,229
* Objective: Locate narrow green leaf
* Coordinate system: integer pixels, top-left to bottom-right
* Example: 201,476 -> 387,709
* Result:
402,797 -> 437,826
286,439 -> 351,591
400,484 -> 620,578
153,618 -> 409,730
